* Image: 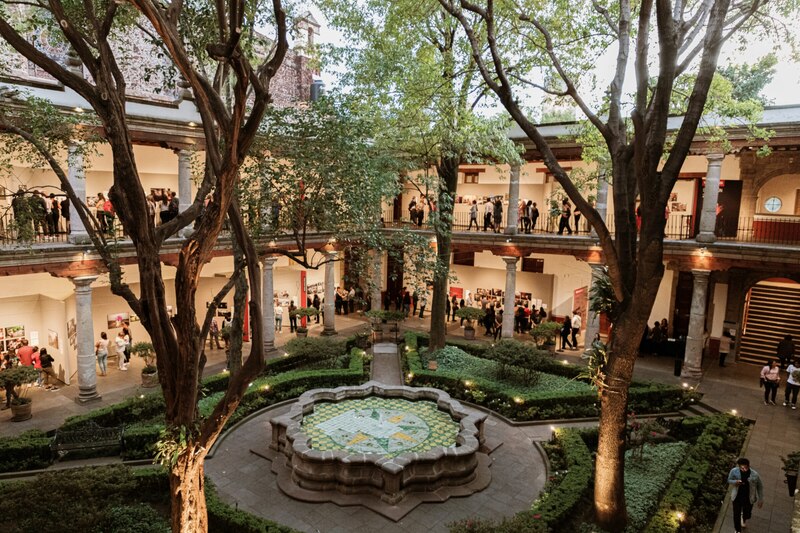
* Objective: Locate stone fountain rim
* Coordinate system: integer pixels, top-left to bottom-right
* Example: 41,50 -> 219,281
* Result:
272,381 -> 487,469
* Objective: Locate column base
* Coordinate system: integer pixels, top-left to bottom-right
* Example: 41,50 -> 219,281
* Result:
321,328 -> 338,336
695,232 -> 716,244
76,389 -> 102,404
68,232 -> 92,245
503,227 -> 517,235
264,342 -> 278,355
680,366 -> 703,380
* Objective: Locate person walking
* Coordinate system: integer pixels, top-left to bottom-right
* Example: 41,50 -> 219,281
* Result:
557,199 -> 572,235
571,310 -> 582,349
483,198 -> 493,231
419,293 -> 427,319
530,202 -> 539,233
778,334 -> 795,369
493,307 -> 503,341
559,317 -> 574,352
727,458 -> 764,533
95,332 -> 109,376
274,301 -> 283,331
209,319 -> 222,349
312,294 -> 321,323
719,330 -> 732,367
468,200 -> 479,231
785,359 -> 800,409
492,197 -> 503,233
761,360 -> 780,405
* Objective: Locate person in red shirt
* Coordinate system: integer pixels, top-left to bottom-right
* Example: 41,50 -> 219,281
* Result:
30,347 -> 42,387
16,339 -> 34,366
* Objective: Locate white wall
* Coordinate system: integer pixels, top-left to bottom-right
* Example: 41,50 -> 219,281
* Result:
542,253 -> 591,317
710,282 -> 728,338
648,267 -> 675,325
756,174 -> 800,215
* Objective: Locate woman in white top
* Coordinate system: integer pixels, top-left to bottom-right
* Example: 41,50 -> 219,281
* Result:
785,359 -> 800,409
95,332 -> 110,376
274,303 -> 283,331
760,360 -> 780,405
115,331 -> 128,370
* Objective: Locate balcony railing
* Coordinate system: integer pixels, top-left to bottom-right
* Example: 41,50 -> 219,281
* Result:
381,208 -> 800,247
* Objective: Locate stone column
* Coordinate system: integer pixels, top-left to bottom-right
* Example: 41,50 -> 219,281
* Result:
68,144 -> 90,244
696,153 -> 724,243
501,257 -> 518,338
681,269 -> 711,379
371,250 -> 383,311
504,164 -> 521,235
322,251 -> 338,336
592,173 -> 609,238
261,257 -> 277,353
73,276 -> 101,403
583,263 -> 605,353
177,150 -> 192,236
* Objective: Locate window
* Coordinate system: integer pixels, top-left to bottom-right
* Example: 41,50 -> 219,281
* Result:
764,196 -> 782,213
463,172 -> 479,184
522,258 -> 544,273
453,251 -> 475,266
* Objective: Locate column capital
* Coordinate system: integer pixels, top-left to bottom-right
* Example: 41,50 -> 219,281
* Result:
71,275 -> 98,289
705,152 -> 725,164
262,256 -> 278,268
691,268 -> 711,279
502,256 -> 519,268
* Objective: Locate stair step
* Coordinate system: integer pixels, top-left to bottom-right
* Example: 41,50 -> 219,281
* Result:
739,282 -> 800,366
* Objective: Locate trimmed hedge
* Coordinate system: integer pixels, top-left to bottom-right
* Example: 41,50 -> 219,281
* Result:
0,430 -> 51,472
405,332 -> 692,421
207,480 -> 295,533
644,414 -> 749,532
61,392 -> 166,431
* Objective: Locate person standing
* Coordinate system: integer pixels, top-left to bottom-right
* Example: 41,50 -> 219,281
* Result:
557,199 -> 572,235
209,319 -> 222,349
778,335 -> 795,370
288,301 -> 298,333
727,458 -> 764,533
571,310 -> 582,349
31,347 -> 42,387
761,360 -> 780,405
115,331 -> 128,371
122,326 -> 132,366
484,305 -> 495,336
408,196 -> 417,222
573,207 -> 582,233
402,290 -> 411,318
493,197 -> 503,233
60,196 -> 70,234
419,293 -> 428,319
412,291 -> 419,317
445,297 -> 451,322
483,198 -> 493,231
785,359 -> 800,409
312,293 -> 321,323
530,202 -> 540,233
451,295 -> 459,322
15,339 -> 33,367
468,200 -> 479,231
719,330 -> 732,367
95,332 -> 109,376
274,301 -> 283,331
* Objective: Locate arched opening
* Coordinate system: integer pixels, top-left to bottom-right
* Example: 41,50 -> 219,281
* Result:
739,278 -> 800,365
752,174 -> 800,243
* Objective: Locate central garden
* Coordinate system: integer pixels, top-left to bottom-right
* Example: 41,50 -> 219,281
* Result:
0,331 -> 749,533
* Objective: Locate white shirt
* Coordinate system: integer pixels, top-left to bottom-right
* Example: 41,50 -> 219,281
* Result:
484,201 -> 493,214
115,337 -> 126,355
787,364 -> 799,386
571,314 -> 582,329
274,305 -> 283,317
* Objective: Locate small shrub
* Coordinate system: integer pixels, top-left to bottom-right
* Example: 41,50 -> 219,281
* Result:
284,337 -> 347,368
0,430 -> 51,472
94,504 -> 170,533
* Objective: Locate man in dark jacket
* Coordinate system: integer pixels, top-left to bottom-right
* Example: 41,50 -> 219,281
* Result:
778,335 -> 795,369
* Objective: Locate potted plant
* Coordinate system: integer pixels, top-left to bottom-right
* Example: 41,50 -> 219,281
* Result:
782,451 -> 800,497
0,366 -> 38,421
530,320 -> 561,354
384,310 -> 406,332
290,307 -> 319,337
365,310 -> 387,341
130,342 -> 158,388
456,307 -> 486,340
354,329 -> 370,349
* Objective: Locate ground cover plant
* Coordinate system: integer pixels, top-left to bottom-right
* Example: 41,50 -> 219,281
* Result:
405,332 -> 694,421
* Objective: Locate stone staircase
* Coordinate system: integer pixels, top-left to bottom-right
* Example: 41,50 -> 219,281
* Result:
739,282 -> 800,365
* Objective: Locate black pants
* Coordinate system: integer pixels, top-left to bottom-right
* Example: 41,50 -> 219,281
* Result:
468,217 -> 478,230
289,316 -> 297,333
571,327 -> 579,348
732,498 -> 753,532
558,217 -> 572,235
531,216 -> 539,232
561,331 -> 573,350
419,305 -> 425,319
764,381 -> 778,403
786,383 -> 800,405
521,216 -> 530,233
483,213 -> 492,231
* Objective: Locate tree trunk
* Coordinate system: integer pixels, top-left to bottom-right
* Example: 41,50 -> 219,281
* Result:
170,445 -> 208,533
428,155 -> 459,351
227,237 -> 247,375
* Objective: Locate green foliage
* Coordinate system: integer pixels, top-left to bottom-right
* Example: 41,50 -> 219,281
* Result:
623,443 -> 689,532
718,54 -> 777,105
284,337 -> 349,369
130,342 -> 156,369
121,423 -> 164,460
588,266 -> 618,324
488,339 -> 547,384
782,451 -> 800,472
62,392 -> 166,430
644,415 -> 749,532
455,306 -> 485,327
94,504 -> 170,533
0,430 -> 51,472
289,307 -> 320,319
206,481 -> 295,533
530,321 -> 561,347
0,365 -> 38,388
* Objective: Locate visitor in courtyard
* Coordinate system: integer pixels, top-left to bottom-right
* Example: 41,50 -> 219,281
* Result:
719,329 -> 732,367
419,293 -> 427,319
493,306 -> 503,341
47,193 -> 60,236
31,191 -> 47,238
39,348 -> 57,390
446,297 -> 451,322
727,457 -> 764,533
514,303 -> 525,333
483,198 -> 493,231
412,291 -> 418,316
484,305 -> 495,336
518,199 -> 526,232
122,326 -> 132,365
274,301 -> 283,331
60,196 -> 70,234
30,346 -> 42,387
288,301 -> 297,333
15,339 -> 33,367
459,297 -> 466,326
115,331 -> 128,371
348,287 -> 356,313
573,207 -> 581,233
571,310 -> 582,349
102,194 -> 116,236
559,316 -> 574,351
760,360 -> 780,405
95,332 -> 109,376
402,290 -> 411,318
415,201 -> 425,226
451,295 -> 459,322
468,200 -> 479,230
312,294 -> 321,322
784,359 -> 800,409
209,319 -> 222,349
557,198 -> 572,235
158,191 -> 170,225
408,196 -> 417,222
660,318 -> 669,338
525,200 -> 536,233
492,197 -> 503,233
777,334 -> 795,369
96,193 -> 108,233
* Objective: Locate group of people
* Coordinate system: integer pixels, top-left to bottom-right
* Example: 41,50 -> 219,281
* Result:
760,335 -> 798,407
558,311 -> 583,351
557,198 -> 582,235
335,286 -> 360,315
407,196 -> 428,227
639,318 -> 671,356
146,189 -> 180,227
0,339 -> 58,400
94,326 -> 132,375
10,188 -> 70,240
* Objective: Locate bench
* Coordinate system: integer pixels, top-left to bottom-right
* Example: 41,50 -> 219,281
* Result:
51,422 -> 125,461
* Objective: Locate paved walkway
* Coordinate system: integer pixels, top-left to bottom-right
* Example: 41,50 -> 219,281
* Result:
1,310 -> 796,531
371,343 -> 402,385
